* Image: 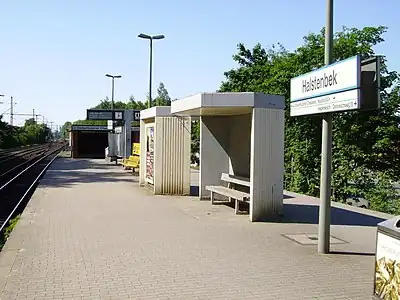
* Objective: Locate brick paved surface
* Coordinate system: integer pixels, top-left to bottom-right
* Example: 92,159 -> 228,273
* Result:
0,158 -> 389,299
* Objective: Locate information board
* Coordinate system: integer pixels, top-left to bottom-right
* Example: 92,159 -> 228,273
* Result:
87,110 -> 114,120
71,125 -> 110,131
71,125 -> 138,131
87,109 -> 141,121
290,55 -> 361,116
133,111 -> 140,122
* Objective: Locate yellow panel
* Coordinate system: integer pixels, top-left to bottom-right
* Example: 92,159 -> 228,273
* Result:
132,143 -> 140,156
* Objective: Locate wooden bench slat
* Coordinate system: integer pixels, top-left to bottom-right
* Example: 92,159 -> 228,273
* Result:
205,185 -> 250,201
220,173 -> 250,187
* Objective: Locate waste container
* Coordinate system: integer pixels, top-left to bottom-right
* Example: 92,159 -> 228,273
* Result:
374,217 -> 400,299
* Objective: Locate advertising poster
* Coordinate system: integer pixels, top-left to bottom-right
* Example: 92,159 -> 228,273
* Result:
375,232 -> 400,299
145,126 -> 154,184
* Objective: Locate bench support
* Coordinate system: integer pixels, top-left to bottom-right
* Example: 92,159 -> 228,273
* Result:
206,185 -> 249,215
235,199 -> 240,214
228,182 -> 233,205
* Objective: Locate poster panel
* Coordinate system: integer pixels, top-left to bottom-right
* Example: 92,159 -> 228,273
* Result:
375,232 -> 400,299
145,126 -> 154,184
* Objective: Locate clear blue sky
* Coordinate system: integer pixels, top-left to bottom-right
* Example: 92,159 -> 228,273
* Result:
0,0 -> 398,128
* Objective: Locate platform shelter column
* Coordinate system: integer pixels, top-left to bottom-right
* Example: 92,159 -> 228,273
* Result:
250,107 -> 285,221
140,106 -> 191,195
139,118 -> 146,186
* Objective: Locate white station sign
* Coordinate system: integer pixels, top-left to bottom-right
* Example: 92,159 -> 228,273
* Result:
107,120 -> 113,130
290,55 -> 361,116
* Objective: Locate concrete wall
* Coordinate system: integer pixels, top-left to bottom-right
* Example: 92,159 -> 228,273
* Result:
199,116 -> 230,199
71,131 -> 78,158
228,114 -> 251,179
154,116 -> 191,195
123,110 -> 133,158
250,107 -> 284,221
69,131 -> 72,147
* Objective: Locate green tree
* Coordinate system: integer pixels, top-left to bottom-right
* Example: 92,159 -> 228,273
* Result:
0,115 -> 20,148
154,82 -> 171,106
191,121 -> 200,165
61,121 -> 72,139
126,95 -> 147,110
20,120 -> 51,145
218,25 -> 400,214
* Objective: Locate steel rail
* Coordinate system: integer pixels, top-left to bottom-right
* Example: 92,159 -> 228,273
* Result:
0,144 -> 65,232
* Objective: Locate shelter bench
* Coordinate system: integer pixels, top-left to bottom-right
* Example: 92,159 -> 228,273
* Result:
205,173 -> 250,214
121,155 -> 140,171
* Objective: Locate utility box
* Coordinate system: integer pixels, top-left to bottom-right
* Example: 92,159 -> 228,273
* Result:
373,217 -> 400,299
139,106 -> 191,195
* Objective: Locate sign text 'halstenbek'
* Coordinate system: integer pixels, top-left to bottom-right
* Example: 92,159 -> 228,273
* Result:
290,55 -> 361,116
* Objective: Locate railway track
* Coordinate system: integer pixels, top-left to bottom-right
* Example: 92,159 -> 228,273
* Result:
0,142 -> 66,232
0,144 -> 56,186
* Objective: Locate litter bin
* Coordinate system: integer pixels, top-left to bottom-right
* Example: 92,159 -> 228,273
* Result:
374,217 -> 400,299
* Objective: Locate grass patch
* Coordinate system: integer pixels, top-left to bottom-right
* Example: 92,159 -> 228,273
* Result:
58,150 -> 72,158
0,215 -> 21,250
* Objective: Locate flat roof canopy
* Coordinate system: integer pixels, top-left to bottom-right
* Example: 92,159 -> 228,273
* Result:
140,106 -> 171,120
171,92 -> 285,116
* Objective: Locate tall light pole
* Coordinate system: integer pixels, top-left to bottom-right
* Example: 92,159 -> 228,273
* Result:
10,97 -> 15,126
105,74 -> 122,112
0,95 -> 3,120
138,33 -> 165,108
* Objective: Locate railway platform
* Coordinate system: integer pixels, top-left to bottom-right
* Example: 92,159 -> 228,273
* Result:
0,157 -> 391,299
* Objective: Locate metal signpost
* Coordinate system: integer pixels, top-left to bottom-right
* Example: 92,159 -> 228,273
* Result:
290,0 -> 380,254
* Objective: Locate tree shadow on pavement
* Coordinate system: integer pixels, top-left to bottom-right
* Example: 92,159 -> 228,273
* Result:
216,193 -> 385,227
50,158 -> 123,171
280,203 -> 385,227
329,251 -> 375,256
40,158 -> 137,188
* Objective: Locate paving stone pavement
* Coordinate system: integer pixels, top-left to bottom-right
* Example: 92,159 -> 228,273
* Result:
0,158 -> 389,299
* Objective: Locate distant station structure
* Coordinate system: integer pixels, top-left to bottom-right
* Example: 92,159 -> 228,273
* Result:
69,109 -> 141,159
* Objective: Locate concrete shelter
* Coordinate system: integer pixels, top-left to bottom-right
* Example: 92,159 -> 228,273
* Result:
171,92 -> 285,221
139,106 -> 191,195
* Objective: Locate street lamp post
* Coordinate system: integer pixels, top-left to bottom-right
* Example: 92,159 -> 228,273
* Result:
138,33 -> 165,108
105,74 -> 122,113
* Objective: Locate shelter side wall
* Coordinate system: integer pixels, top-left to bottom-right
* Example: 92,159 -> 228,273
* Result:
199,116 -> 230,199
123,111 -> 133,158
250,108 -> 284,221
108,133 -> 118,157
139,120 -> 146,186
228,114 -> 251,181
69,131 -> 72,147
155,117 -> 191,195
153,120 -> 162,194
71,131 -> 78,158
